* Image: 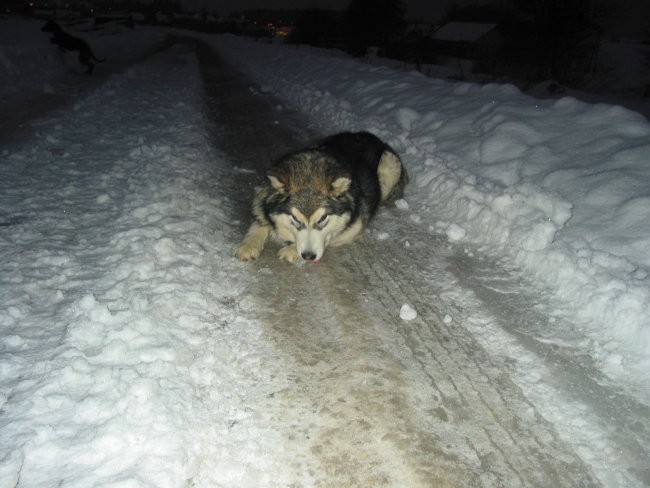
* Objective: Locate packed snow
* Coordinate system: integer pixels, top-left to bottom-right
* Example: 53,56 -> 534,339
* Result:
1,16 -> 650,487
399,303 -> 418,321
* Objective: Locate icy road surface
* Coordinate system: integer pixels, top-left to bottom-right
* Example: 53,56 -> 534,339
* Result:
0,36 -> 647,487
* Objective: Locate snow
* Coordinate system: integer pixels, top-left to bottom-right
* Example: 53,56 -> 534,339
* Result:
211,34 -> 650,384
394,198 -> 409,210
1,17 -> 650,487
399,303 -> 418,321
1,26 -> 300,487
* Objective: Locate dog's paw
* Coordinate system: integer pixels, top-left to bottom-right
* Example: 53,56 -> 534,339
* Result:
278,245 -> 300,263
235,243 -> 261,261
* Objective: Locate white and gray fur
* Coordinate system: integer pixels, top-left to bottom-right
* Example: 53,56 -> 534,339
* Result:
235,131 -> 407,263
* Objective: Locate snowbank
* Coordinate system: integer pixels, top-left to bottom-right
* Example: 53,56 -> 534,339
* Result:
211,35 -> 650,378
0,38 -> 301,487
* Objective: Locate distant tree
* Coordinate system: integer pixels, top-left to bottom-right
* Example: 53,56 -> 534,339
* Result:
344,0 -> 405,56
509,0 -> 613,86
289,9 -> 344,47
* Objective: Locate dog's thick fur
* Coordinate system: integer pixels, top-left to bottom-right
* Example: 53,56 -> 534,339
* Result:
41,20 -> 106,74
235,131 -> 408,263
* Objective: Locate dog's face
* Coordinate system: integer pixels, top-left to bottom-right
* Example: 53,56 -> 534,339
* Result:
266,153 -> 353,262
272,205 -> 351,262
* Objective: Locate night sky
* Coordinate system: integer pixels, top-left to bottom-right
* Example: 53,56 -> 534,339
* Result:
195,0 -> 647,38
198,0 -> 451,22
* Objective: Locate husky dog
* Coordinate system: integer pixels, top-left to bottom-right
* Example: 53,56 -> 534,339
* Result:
235,131 -> 408,263
41,20 -> 106,74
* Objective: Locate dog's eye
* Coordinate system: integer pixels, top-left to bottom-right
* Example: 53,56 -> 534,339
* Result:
316,214 -> 329,226
290,214 -> 303,229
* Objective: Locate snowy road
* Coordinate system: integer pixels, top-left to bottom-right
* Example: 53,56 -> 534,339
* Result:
196,41 -> 611,486
198,41 -> 600,486
0,33 -> 647,487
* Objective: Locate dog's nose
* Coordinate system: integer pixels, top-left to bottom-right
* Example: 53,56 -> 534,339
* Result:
301,251 -> 317,261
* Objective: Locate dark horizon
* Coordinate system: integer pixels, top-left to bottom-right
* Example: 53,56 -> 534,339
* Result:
190,0 -> 448,23
191,0 -> 647,39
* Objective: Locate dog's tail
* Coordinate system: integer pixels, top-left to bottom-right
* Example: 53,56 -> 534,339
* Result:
378,149 -> 409,207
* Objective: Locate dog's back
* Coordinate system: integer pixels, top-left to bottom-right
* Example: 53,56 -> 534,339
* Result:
319,131 -> 388,173
319,131 -> 408,206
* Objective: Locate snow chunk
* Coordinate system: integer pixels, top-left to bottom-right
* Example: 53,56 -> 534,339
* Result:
399,304 -> 418,321
394,198 -> 410,210
446,224 -> 466,242
78,293 -> 99,311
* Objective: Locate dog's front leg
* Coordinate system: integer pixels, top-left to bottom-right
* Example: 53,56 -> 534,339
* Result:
235,222 -> 270,261
278,244 -> 300,263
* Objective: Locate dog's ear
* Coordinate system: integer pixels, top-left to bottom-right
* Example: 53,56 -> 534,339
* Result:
266,168 -> 287,193
267,175 -> 284,191
331,176 -> 351,196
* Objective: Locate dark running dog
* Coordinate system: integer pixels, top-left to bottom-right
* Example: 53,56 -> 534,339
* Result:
235,131 -> 408,263
41,20 -> 106,74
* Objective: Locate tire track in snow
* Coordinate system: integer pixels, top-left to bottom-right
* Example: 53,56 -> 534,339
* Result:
249,259 -> 464,487
345,234 -> 598,487
196,38 -> 461,486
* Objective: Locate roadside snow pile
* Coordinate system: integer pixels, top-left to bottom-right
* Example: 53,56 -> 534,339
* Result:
0,43 -> 298,487
212,35 -> 650,380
